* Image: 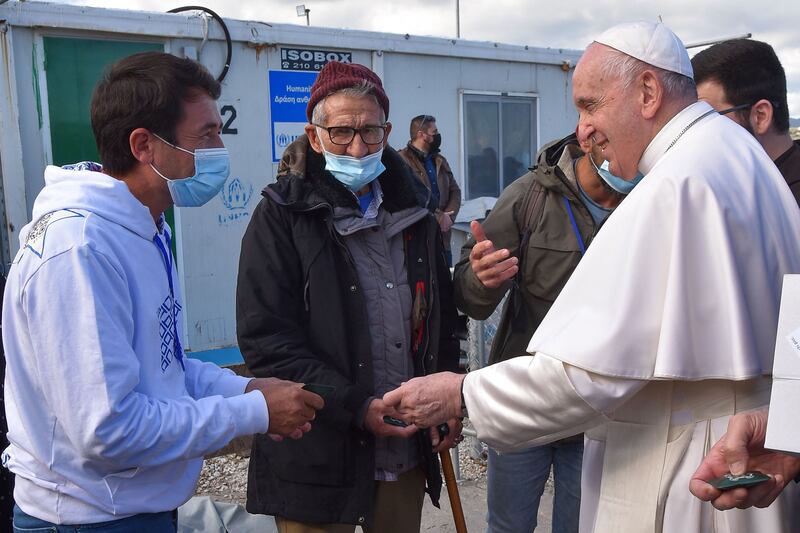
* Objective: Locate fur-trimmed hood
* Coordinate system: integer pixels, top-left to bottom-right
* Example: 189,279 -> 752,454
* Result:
267,134 -> 430,213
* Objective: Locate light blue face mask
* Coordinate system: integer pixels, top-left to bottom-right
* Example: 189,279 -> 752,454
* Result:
321,146 -> 386,192
589,153 -> 644,194
150,134 -> 230,207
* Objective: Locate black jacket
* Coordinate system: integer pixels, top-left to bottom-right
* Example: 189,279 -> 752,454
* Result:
236,136 -> 460,526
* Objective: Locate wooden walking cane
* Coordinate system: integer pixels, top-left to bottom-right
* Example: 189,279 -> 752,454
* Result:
438,424 -> 468,533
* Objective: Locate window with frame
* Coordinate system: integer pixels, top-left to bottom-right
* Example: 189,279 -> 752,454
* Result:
463,93 -> 538,199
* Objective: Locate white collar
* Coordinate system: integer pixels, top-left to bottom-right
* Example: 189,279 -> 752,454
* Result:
639,101 -> 716,175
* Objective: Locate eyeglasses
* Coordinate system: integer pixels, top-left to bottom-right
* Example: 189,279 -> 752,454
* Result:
313,124 -> 387,146
718,103 -> 753,116
718,100 -> 782,116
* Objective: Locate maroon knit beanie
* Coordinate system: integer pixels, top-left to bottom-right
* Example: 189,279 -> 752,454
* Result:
306,61 -> 390,122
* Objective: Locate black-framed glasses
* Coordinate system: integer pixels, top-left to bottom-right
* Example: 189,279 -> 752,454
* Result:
718,100 -> 782,116
718,103 -> 753,116
313,124 -> 387,145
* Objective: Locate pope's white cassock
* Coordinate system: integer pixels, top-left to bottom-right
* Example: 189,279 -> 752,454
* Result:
462,101 -> 800,532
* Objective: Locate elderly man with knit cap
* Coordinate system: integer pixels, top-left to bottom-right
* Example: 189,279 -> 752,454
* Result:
384,21 -> 800,532
235,61 -> 461,532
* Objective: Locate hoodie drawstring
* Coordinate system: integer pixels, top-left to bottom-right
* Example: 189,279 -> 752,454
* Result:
153,232 -> 185,371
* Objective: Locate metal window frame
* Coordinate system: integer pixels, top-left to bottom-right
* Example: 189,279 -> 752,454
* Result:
459,90 -> 539,200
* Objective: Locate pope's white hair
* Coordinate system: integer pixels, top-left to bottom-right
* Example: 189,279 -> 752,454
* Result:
597,45 -> 697,100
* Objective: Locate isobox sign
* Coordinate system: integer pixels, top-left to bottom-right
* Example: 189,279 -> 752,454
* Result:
280,48 -> 352,71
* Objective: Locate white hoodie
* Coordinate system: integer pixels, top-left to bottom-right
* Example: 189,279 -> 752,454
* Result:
2,163 -> 268,524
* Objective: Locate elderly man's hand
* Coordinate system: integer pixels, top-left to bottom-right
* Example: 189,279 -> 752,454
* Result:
430,418 -> 463,454
689,409 -> 800,510
469,220 -> 518,289
383,372 -> 465,429
246,377 -> 324,438
363,398 -> 419,439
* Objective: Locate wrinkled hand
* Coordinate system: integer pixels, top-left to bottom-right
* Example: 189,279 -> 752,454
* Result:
689,409 -> 800,510
437,211 -> 454,233
383,372 -> 464,429
246,378 -> 324,439
469,220 -> 518,289
430,418 -> 463,453
363,398 -> 419,439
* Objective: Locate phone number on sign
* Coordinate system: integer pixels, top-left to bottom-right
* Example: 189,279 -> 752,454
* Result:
282,61 -> 326,71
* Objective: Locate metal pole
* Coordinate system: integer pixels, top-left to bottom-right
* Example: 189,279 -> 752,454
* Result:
685,33 -> 751,49
455,0 -> 460,39
476,320 -> 486,367
305,9 -> 310,26
452,445 -> 462,482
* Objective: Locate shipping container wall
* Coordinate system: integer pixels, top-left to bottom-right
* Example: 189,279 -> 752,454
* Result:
0,3 -> 581,364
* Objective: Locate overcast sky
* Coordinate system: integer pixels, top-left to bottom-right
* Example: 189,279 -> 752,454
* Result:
48,0 -> 800,117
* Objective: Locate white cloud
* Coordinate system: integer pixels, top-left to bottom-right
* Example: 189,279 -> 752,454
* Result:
44,0 -> 800,115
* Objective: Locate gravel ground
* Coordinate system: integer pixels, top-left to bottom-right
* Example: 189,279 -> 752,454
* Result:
194,440 -> 489,506
195,451 -> 251,505
193,438 -> 554,532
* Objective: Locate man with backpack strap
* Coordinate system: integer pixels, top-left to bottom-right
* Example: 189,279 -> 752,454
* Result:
452,129 -> 625,533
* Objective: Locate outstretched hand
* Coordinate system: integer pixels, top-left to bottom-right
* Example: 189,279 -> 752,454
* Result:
246,377 -> 324,440
383,372 -> 465,429
689,409 -> 800,510
469,220 -> 518,289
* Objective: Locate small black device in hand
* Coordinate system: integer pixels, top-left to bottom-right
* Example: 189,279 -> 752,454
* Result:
302,383 -> 335,399
383,415 -> 408,427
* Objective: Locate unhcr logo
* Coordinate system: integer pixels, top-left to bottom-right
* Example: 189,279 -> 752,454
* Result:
220,177 -> 254,210
277,133 -> 301,147
277,133 -> 292,147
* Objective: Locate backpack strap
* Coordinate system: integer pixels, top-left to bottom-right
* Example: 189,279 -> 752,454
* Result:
516,176 -> 546,235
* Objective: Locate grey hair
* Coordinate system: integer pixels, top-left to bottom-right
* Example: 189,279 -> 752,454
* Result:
599,46 -> 697,100
310,80 -> 386,124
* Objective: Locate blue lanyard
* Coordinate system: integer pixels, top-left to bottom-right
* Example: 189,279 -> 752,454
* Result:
153,232 -> 185,371
563,197 -> 586,256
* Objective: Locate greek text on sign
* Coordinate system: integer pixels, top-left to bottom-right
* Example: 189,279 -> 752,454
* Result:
269,71 -> 318,162
281,48 -> 352,71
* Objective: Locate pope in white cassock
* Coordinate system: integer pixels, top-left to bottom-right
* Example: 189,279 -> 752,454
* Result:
384,21 -> 800,533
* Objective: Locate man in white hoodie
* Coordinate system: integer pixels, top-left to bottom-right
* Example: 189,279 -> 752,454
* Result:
2,52 -> 324,533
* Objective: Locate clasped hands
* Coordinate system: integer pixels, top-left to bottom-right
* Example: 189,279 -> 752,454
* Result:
247,376 -> 464,451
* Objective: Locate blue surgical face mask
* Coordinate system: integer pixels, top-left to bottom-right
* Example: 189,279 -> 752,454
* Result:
589,153 -> 644,194
150,134 -> 230,207
321,145 -> 386,192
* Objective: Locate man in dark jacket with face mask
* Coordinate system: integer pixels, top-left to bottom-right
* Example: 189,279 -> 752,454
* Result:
236,61 -> 461,533
399,115 -> 462,265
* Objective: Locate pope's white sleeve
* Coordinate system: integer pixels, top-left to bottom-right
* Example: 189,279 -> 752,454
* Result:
463,353 -> 646,452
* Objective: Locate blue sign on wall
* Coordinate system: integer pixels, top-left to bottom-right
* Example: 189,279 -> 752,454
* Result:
269,70 -> 318,163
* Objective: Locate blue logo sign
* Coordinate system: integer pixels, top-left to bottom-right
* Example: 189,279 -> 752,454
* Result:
269,70 -> 318,162
220,177 -> 253,210
218,177 -> 254,226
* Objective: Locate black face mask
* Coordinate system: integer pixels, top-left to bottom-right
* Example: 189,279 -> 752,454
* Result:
429,133 -> 442,151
